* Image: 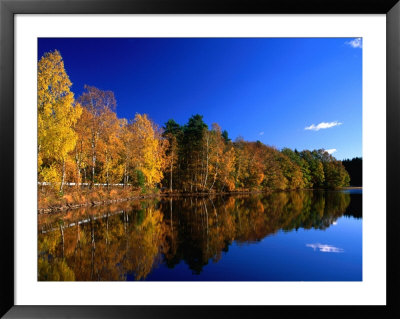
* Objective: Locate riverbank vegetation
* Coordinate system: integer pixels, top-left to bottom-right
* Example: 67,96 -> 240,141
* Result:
38,50 -> 351,205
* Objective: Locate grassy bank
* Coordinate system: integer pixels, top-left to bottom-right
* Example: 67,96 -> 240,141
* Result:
37,186 -> 160,214
37,186 -> 275,214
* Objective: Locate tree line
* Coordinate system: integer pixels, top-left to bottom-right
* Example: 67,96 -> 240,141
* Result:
38,50 -> 351,193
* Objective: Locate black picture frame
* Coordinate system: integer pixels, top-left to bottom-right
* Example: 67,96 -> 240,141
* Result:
1,0 -> 399,318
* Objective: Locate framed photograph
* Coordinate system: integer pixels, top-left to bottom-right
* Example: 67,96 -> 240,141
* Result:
1,0 -> 399,318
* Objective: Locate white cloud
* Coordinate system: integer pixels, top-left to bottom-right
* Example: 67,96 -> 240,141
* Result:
325,149 -> 337,155
259,131 -> 264,136
305,121 -> 342,131
346,38 -> 362,48
306,243 -> 344,253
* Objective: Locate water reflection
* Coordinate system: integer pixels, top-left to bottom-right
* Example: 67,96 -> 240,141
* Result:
38,190 -> 361,281
306,243 -> 344,253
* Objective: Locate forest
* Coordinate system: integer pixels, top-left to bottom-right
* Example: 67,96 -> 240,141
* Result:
38,50 -> 352,197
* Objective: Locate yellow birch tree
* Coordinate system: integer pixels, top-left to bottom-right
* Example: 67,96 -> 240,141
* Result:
132,114 -> 169,188
38,50 -> 82,191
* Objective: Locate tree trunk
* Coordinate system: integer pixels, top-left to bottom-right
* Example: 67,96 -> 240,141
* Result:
60,158 -> 66,192
92,153 -> 96,186
170,149 -> 173,192
203,134 -> 210,190
106,153 -> 109,189
75,148 -> 81,188
209,161 -> 219,192
91,137 -> 96,187
209,174 -> 217,192
123,164 -> 127,188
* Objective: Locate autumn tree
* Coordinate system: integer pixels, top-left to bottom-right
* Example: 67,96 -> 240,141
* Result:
321,156 -> 350,189
276,152 -> 304,189
131,114 -> 169,189
38,50 -> 82,191
243,142 -> 266,189
282,148 -> 312,188
301,150 -> 325,188
100,111 -> 124,186
263,147 -> 288,190
119,118 -> 136,186
74,107 -> 92,185
77,85 -> 117,186
215,135 -> 236,191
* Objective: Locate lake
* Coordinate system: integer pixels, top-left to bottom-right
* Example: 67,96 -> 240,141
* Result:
38,189 -> 362,281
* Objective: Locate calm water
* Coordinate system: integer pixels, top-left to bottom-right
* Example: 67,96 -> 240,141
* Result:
38,190 -> 362,281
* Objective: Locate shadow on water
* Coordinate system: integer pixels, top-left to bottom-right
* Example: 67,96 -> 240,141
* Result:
38,190 -> 361,281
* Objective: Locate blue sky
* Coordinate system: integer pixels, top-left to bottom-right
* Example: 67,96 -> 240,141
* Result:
38,38 -> 362,160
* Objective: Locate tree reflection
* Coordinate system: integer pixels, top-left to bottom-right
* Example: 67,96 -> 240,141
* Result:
38,190 -> 360,281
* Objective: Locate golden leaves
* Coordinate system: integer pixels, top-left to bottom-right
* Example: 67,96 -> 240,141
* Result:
131,114 -> 169,188
38,50 -> 82,189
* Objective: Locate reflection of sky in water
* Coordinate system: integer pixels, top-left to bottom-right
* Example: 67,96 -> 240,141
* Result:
306,243 -> 344,253
340,188 -> 362,194
147,215 -> 362,281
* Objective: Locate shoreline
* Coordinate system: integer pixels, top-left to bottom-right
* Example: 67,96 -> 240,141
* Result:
37,190 -> 269,214
37,187 -> 362,214
340,186 -> 362,189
